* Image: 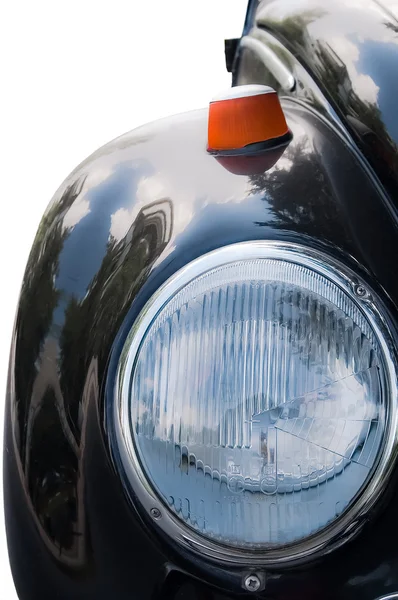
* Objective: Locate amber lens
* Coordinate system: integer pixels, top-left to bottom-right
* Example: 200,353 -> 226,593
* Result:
207,91 -> 288,151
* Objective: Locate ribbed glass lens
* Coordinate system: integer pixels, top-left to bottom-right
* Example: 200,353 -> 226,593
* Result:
127,259 -> 386,549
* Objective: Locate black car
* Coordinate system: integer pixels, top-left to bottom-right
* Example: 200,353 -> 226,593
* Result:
5,1 -> 398,598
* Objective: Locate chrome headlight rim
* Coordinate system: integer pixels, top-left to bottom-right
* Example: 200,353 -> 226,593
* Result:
112,240 -> 398,567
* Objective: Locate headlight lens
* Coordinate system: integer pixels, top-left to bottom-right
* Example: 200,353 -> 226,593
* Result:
113,242 -> 397,564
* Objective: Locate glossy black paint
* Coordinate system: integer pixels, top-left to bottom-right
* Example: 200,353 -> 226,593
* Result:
5,2 -> 398,599
243,0 -> 398,207
5,100 -> 398,599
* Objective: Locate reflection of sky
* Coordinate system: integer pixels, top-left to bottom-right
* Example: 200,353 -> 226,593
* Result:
53,162 -> 152,327
168,192 -> 273,266
356,38 -> 398,141
48,108 -> 296,332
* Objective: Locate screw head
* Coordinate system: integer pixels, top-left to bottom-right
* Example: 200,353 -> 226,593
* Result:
244,574 -> 261,592
354,284 -> 367,297
150,507 -> 161,520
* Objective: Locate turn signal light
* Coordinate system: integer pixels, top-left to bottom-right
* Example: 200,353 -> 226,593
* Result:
207,84 -> 289,153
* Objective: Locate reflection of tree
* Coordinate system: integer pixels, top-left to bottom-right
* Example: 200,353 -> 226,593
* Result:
265,9 -> 398,193
237,10 -> 328,118
274,10 -> 398,185
15,178 -> 85,463
313,40 -> 398,182
56,199 -> 172,559
28,388 -> 78,553
14,184 -> 173,566
267,10 -> 325,50
249,139 -> 345,245
59,198 -> 173,438
384,21 -> 398,35
12,178 -> 87,564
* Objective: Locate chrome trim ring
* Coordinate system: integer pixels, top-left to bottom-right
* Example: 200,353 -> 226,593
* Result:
112,241 -> 398,567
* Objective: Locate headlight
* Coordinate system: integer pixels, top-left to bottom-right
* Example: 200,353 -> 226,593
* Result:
113,241 -> 398,565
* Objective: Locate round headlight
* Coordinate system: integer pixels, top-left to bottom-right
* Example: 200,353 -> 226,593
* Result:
113,242 -> 398,565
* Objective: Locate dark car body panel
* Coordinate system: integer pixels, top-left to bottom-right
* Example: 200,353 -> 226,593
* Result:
239,0 -> 398,206
5,1 -> 398,598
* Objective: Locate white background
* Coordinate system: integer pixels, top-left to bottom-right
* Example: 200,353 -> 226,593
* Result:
0,2 -> 246,597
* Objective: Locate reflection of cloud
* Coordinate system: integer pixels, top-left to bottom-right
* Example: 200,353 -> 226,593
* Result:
63,197 -> 91,229
109,175 -> 167,241
388,3 -> 398,20
330,36 -> 358,64
104,112 -> 254,250
136,175 -> 165,205
110,207 -> 133,240
329,36 -> 379,104
84,165 -> 114,190
61,166 -> 115,229
354,74 -> 379,104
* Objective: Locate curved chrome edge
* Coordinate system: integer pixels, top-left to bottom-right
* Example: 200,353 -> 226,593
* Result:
112,240 -> 398,567
239,35 -> 296,92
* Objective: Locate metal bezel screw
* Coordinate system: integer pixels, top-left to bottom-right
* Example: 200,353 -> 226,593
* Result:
354,284 -> 367,297
150,507 -> 162,520
244,574 -> 261,592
